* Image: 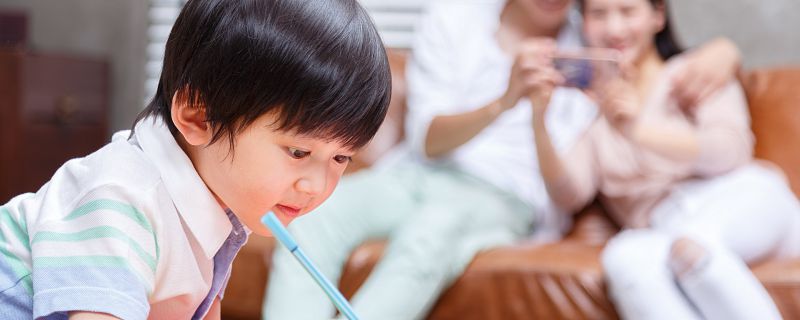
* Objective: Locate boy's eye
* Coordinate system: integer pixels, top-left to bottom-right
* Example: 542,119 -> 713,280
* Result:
288,147 -> 310,159
333,155 -> 352,164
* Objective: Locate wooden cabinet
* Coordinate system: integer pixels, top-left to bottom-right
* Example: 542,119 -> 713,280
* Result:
0,50 -> 109,202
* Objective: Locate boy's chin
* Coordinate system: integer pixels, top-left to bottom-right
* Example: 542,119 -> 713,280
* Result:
256,230 -> 274,237
249,224 -> 273,237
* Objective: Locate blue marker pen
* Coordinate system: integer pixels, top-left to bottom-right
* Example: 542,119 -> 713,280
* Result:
261,211 -> 360,320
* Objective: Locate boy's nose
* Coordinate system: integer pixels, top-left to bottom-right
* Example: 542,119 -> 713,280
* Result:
295,172 -> 326,196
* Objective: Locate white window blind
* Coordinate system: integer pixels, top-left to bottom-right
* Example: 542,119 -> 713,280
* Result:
145,0 -> 184,103
360,0 -> 425,49
144,0 -> 424,102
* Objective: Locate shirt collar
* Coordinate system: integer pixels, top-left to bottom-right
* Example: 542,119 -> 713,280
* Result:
134,117 -> 232,259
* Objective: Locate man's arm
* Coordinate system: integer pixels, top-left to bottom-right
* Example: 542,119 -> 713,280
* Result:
671,37 -> 742,109
424,39 -> 558,158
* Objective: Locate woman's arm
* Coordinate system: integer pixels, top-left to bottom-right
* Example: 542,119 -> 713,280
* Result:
528,53 -> 598,213
628,120 -> 700,163
533,112 -> 599,213
627,82 -> 751,175
597,75 -> 701,163
687,81 -> 753,176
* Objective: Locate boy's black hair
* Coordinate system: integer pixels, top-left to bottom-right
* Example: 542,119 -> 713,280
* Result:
577,0 -> 683,60
135,0 -> 391,150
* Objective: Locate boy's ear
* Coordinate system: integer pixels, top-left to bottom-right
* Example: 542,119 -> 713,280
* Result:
171,89 -> 213,146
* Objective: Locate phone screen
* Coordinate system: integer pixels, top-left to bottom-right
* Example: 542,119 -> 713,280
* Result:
552,49 -> 620,89
554,57 -> 593,88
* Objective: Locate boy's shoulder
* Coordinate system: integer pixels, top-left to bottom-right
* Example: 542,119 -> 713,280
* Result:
10,131 -> 166,261
46,132 -> 163,209
82,132 -> 160,189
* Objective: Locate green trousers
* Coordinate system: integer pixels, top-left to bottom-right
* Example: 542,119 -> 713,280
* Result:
263,162 -> 533,320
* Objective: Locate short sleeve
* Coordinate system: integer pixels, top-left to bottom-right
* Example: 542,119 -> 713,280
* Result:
404,2 -> 462,159
30,185 -> 158,320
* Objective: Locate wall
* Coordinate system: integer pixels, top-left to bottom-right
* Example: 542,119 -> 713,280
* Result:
0,0 -> 796,132
671,0 -> 800,69
362,0 -> 800,69
0,0 -> 147,132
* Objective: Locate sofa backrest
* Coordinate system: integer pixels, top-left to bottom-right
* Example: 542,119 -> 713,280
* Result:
743,68 -> 800,197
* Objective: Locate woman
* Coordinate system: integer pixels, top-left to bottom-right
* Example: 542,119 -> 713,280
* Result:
529,0 -> 800,318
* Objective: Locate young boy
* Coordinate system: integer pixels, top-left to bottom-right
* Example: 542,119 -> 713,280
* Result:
0,0 -> 390,319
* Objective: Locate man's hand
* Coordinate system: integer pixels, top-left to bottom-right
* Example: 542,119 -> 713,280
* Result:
670,37 -> 741,110
504,38 -> 563,114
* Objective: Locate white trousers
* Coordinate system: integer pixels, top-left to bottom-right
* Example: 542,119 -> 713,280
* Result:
602,164 -> 800,320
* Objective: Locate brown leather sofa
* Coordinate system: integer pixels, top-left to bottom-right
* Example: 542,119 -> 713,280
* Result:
221,50 -> 800,319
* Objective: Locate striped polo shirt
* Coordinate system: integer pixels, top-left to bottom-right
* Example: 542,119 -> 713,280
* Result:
0,117 -> 250,319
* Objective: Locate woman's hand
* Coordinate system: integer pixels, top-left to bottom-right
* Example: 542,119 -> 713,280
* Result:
591,74 -> 640,135
503,38 -> 563,115
670,37 -> 741,110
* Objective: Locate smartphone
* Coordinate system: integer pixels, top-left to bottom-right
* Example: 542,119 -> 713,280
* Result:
553,49 -> 620,89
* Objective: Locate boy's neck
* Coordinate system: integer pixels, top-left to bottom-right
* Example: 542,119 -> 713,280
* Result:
175,133 -> 231,212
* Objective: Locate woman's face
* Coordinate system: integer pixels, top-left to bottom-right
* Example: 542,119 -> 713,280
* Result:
582,0 -> 665,65
517,0 -> 574,32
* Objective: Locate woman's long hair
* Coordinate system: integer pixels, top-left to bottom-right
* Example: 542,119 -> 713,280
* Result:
650,0 -> 682,59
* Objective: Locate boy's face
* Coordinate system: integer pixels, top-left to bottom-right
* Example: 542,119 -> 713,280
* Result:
188,111 -> 355,236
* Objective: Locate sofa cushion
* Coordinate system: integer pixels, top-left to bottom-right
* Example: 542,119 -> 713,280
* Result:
743,67 -> 800,196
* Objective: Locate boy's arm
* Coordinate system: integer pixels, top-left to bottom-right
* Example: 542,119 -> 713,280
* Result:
68,312 -> 120,320
31,185 -> 157,319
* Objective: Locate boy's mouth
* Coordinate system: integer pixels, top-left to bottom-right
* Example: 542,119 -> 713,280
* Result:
275,204 -> 302,219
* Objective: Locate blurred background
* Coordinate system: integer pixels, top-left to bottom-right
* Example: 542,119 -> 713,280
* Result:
1,0 -> 799,318
0,0 -> 797,133
0,0 -> 798,202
